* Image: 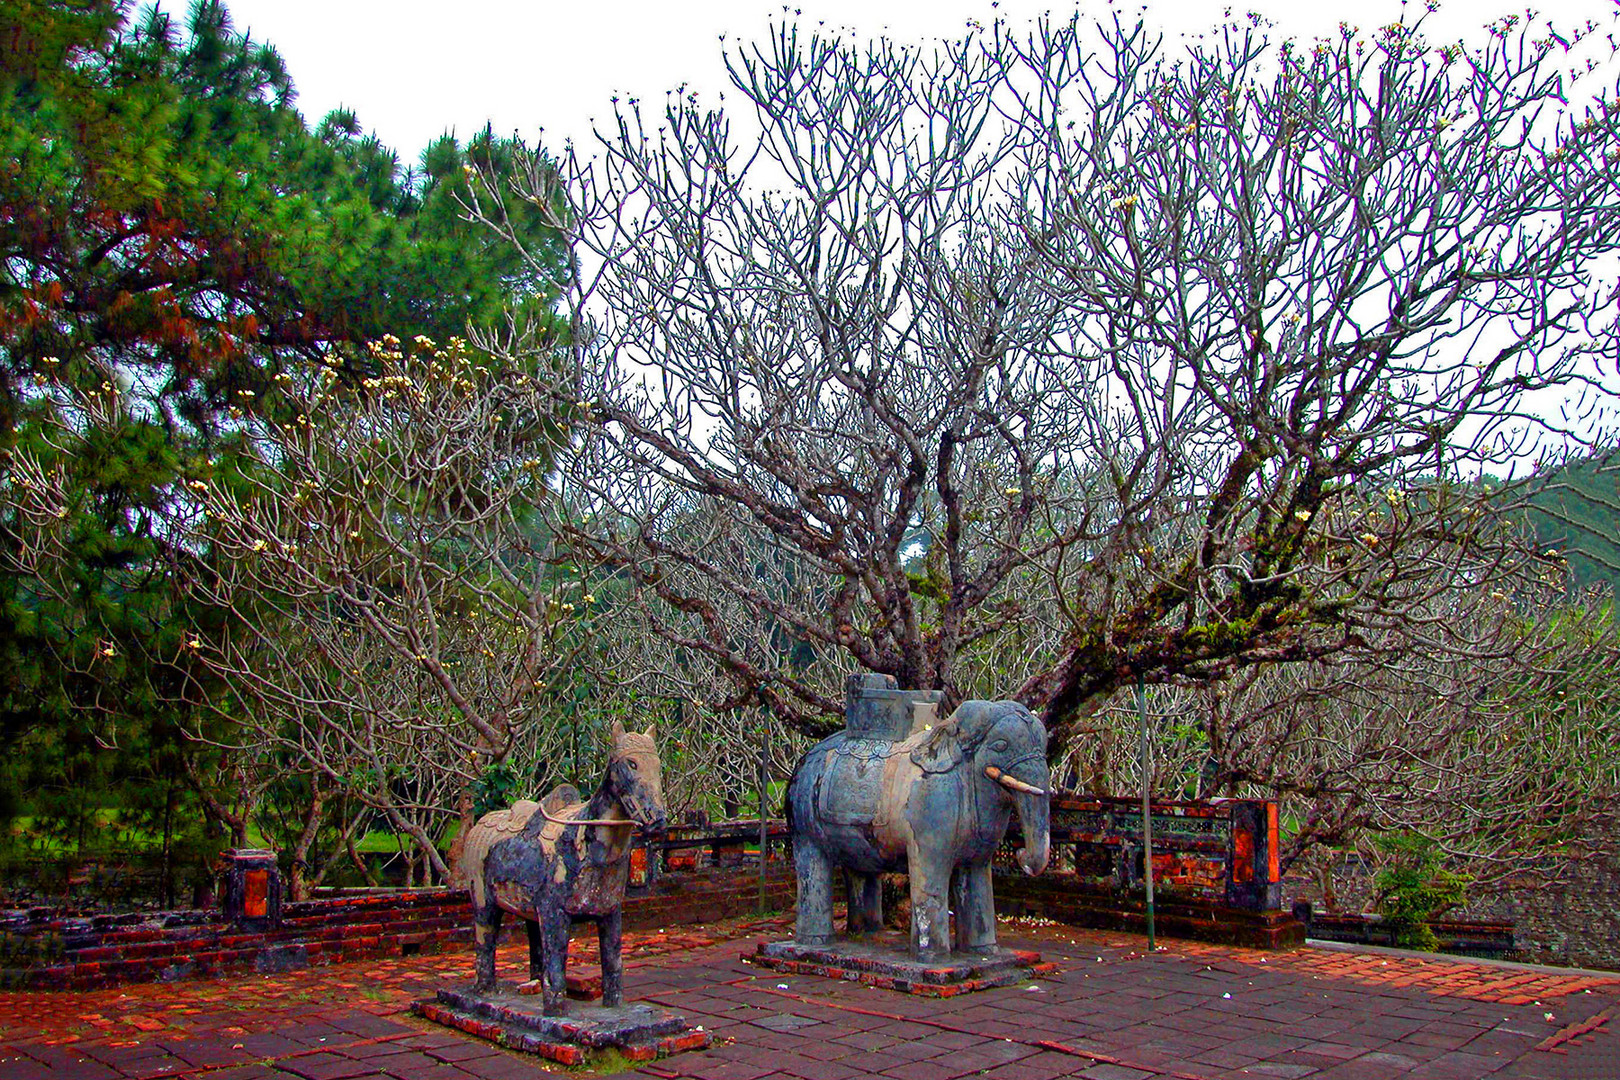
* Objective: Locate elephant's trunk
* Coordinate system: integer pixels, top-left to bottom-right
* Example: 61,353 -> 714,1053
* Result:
988,763 -> 1050,876
1013,790 -> 1050,875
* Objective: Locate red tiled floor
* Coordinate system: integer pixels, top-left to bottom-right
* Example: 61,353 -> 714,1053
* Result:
2,913 -> 1618,1078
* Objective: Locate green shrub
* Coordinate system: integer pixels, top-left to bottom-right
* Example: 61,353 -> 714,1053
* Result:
1372,833 -> 1471,951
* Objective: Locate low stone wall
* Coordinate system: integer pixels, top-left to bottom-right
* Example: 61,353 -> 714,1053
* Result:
1290,852 -> 1620,972
1298,910 -> 1516,959
994,870 -> 1304,950
0,865 -> 795,991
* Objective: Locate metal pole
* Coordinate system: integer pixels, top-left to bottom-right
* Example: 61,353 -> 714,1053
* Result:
1137,673 -> 1156,952
758,711 -> 771,913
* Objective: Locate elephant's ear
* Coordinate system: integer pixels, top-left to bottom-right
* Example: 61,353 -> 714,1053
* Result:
910,724 -> 963,774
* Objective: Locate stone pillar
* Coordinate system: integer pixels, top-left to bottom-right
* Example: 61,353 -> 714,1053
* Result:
1224,801 -> 1283,912
218,848 -> 283,928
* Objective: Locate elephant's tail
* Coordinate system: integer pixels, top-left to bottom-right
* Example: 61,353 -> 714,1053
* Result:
459,800 -> 540,908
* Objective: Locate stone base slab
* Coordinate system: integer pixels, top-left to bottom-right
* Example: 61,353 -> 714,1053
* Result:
412,983 -> 709,1066
747,935 -> 1057,997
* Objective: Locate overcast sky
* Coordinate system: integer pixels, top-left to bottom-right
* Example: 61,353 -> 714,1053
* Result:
163,0 -> 1620,162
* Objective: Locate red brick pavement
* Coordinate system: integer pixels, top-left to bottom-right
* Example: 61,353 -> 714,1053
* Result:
2,913 -> 1617,1079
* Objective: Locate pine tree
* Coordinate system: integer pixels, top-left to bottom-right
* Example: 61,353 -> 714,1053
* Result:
0,0 -> 569,886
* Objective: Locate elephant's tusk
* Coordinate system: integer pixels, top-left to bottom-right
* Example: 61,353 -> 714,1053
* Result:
537,805 -> 640,828
984,765 -> 1047,797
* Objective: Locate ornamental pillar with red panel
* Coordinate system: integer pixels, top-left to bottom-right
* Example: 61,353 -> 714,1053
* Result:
217,848 -> 283,929
1224,800 -> 1283,912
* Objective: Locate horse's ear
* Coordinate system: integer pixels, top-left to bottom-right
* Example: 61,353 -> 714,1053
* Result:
644,725 -> 656,740
611,719 -> 627,742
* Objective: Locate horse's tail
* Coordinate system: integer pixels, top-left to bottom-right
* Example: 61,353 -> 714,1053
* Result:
459,800 -> 540,907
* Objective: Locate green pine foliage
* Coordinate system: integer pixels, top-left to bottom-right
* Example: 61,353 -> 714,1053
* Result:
0,0 -> 567,432
0,0 -> 569,901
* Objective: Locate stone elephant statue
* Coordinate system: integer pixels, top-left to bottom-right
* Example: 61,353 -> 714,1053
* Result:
785,699 -> 1051,959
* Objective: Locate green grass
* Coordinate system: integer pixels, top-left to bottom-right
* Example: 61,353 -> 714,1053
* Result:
7,814 -> 417,858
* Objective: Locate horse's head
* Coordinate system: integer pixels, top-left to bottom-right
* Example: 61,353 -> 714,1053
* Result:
607,720 -> 667,834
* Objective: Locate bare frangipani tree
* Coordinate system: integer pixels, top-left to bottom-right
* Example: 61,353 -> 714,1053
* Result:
1060,552 -> 1620,885
469,8 -> 1619,754
586,594 -> 812,816
176,337 -> 592,882
1008,11 -> 1620,747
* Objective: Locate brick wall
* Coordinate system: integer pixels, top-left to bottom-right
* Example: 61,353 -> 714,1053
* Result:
994,870 -> 1304,949
0,865 -> 796,991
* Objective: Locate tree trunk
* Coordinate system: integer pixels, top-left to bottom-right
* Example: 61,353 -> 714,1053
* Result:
286,792 -> 325,902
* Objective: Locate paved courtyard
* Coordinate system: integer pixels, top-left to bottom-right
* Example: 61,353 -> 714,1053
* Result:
3,914 -> 1617,1080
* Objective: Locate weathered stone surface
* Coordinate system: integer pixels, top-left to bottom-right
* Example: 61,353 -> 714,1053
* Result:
217,849 -> 282,930
749,933 -> 1056,995
413,982 -> 709,1064
788,694 -> 1052,960
461,722 -> 668,1014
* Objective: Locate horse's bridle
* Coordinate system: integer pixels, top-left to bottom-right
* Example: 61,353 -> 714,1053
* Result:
537,803 -> 641,828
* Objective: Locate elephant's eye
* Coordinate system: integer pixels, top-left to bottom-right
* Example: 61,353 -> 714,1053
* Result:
628,760 -> 641,770
990,739 -> 1009,752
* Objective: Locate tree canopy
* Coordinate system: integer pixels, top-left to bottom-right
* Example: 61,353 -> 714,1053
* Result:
0,0 -> 566,435
474,9 -> 1618,753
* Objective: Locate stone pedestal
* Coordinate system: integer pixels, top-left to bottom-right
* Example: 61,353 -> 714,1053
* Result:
413,984 -> 709,1066
748,933 -> 1056,997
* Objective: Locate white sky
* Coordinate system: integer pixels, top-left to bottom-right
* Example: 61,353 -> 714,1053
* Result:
145,0 -> 1618,460
162,0 -> 1620,162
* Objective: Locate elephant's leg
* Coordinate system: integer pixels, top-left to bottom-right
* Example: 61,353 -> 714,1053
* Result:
598,908 -> 624,1008
473,899 -> 503,992
525,918 -> 543,981
793,840 -> 835,946
852,873 -> 883,935
908,857 -> 951,960
843,870 -> 881,935
541,908 -> 570,1016
955,860 -> 997,953
950,866 -> 968,952
842,870 -> 860,934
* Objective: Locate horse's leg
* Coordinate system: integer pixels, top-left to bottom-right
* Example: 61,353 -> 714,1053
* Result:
598,908 -> 624,1008
525,918 -> 543,982
540,904 -> 570,1016
473,899 -> 503,992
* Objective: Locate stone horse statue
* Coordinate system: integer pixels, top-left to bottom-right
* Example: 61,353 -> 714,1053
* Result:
460,722 -> 666,1015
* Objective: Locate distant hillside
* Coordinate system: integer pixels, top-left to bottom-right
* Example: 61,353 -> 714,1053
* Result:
1523,454 -> 1620,598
